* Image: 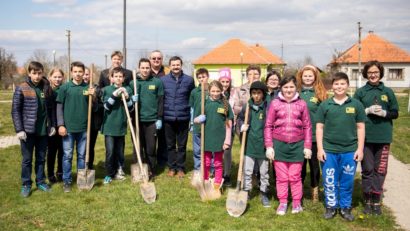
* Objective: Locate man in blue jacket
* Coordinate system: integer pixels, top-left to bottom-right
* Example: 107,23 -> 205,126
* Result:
161,56 -> 195,178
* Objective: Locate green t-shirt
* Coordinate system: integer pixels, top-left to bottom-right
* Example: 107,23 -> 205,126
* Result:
130,76 -> 164,122
274,140 -> 304,162
316,96 -> 366,153
189,85 -> 208,134
204,98 -> 234,152
300,88 -> 321,142
354,82 -> 398,143
101,85 -> 129,136
34,84 -> 47,136
245,101 -> 266,159
56,81 -> 89,133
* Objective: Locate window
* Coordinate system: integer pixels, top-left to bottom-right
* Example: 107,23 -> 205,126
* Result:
387,69 -> 404,80
351,69 -> 361,80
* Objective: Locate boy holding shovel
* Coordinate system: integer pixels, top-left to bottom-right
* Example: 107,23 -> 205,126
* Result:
56,61 -> 95,192
101,67 -> 134,184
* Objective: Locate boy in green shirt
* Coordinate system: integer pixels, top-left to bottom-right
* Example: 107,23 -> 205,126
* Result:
101,67 -> 133,184
56,61 -> 95,192
237,81 -> 270,207
317,72 -> 366,221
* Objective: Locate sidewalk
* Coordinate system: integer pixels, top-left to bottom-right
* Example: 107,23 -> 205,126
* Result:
0,135 -> 19,148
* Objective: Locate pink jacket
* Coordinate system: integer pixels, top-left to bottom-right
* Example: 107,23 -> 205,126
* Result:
264,92 -> 312,149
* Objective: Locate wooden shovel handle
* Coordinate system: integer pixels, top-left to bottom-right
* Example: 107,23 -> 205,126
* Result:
132,70 -> 141,162
200,82 -> 205,181
236,103 -> 250,186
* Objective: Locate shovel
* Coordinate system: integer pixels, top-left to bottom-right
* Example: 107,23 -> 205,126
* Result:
122,93 -> 156,204
130,70 -> 149,183
77,64 -> 96,191
192,82 -> 209,201
226,104 -> 250,217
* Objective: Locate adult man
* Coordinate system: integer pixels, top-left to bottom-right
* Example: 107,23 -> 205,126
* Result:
98,50 -> 132,88
150,50 -> 168,168
161,56 -> 195,178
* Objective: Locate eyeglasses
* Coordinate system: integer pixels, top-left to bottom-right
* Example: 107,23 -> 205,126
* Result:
151,57 -> 162,61
367,71 -> 380,75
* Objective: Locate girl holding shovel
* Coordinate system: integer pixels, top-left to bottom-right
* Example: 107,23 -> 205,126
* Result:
194,80 -> 234,191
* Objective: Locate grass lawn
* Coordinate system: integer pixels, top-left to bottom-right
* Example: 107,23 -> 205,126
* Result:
391,95 -> 410,164
0,89 -> 13,101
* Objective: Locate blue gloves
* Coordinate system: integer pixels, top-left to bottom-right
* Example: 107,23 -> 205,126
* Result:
131,94 -> 139,103
252,104 -> 259,111
194,115 -> 206,124
155,120 -> 162,130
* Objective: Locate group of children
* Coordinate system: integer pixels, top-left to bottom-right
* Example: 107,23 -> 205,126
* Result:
12,58 -> 398,221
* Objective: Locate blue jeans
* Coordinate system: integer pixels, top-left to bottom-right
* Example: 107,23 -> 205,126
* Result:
192,133 -> 201,171
20,134 -> 48,186
62,132 -> 86,184
321,151 -> 356,209
105,135 -> 125,177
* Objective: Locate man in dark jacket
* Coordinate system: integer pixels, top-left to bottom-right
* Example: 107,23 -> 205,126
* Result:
98,50 -> 132,88
161,56 -> 194,177
12,61 -> 55,197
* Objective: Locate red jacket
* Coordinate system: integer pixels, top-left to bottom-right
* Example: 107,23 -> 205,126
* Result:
264,92 -> 312,149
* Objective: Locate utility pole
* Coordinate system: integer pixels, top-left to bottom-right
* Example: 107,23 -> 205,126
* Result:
281,42 -> 284,60
66,29 -> 71,81
105,54 -> 108,69
53,50 -> 56,67
357,22 -> 362,89
123,0 -> 127,68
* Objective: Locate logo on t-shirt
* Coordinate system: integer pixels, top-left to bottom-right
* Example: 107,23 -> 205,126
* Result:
217,107 -> 225,114
259,113 -> 263,120
149,85 -> 156,90
40,93 -> 45,98
83,90 -> 88,95
381,95 -> 388,102
345,107 -> 355,114
310,97 -> 319,104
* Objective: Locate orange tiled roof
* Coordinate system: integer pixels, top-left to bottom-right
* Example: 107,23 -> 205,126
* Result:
193,38 -> 285,65
333,32 -> 410,64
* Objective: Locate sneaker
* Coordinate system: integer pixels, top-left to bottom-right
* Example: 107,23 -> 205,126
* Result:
167,169 -> 175,177
340,208 -> 354,221
276,203 -> 288,215
260,192 -> 271,208
177,170 -> 185,178
104,176 -> 113,185
291,204 -> 303,214
48,175 -> 57,184
363,202 -> 372,215
223,176 -> 232,187
63,182 -> 71,193
37,183 -> 51,192
323,207 -> 337,219
373,203 -> 382,215
20,185 -> 31,198
117,168 -> 125,176
114,173 -> 126,181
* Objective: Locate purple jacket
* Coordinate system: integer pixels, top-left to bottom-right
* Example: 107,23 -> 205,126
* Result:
264,92 -> 312,149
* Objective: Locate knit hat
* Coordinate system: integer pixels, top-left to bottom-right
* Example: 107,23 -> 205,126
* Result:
250,81 -> 268,94
219,68 -> 231,81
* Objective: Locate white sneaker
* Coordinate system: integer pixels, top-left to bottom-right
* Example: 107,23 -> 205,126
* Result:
190,170 -> 201,187
114,173 -> 126,181
117,168 -> 125,176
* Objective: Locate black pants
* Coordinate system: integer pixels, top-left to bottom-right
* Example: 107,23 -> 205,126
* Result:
361,143 -> 390,194
302,143 -> 320,188
88,128 -> 99,169
104,136 -> 125,177
164,120 -> 189,172
156,126 -> 168,167
139,121 -> 157,172
47,134 -> 63,178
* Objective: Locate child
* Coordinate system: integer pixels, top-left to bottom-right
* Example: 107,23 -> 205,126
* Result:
129,58 -> 163,179
12,61 -> 55,197
296,65 -> 328,202
101,67 -> 133,184
316,72 -> 366,221
47,68 -> 65,183
265,70 -> 281,104
194,80 -> 233,190
264,76 -> 312,215
218,68 -> 236,186
56,61 -> 95,192
189,68 -> 209,183
237,81 -> 270,207
354,60 -> 399,215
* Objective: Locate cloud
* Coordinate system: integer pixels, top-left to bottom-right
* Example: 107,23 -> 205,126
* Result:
32,0 -> 76,5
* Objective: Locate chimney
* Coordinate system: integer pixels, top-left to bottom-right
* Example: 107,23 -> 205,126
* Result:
368,30 -> 374,34
255,43 -> 259,47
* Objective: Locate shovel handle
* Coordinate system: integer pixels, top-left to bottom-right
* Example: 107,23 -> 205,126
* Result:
237,104 -> 250,185
132,70 -> 141,163
200,82 -> 205,182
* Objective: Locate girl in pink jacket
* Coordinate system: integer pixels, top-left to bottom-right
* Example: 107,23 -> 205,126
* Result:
264,76 -> 312,215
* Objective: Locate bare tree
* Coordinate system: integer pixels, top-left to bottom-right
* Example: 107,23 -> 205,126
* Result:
24,49 -> 53,75
0,47 -> 17,89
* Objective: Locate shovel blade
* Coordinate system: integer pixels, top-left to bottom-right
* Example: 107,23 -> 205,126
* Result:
204,179 -> 221,201
140,182 -> 156,204
131,163 -> 149,183
226,189 -> 248,217
77,169 -> 95,191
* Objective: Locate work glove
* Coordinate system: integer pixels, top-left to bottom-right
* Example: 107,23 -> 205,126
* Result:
120,87 -> 129,99
373,108 -> 387,117
155,120 -> 162,130
113,88 -> 122,97
304,148 -> 312,159
265,147 -> 275,161
240,124 -> 249,132
252,104 -> 259,111
131,94 -> 138,103
17,131 -> 27,142
194,114 -> 206,124
365,105 -> 382,115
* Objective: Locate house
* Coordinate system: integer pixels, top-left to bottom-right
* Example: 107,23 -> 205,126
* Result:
330,31 -> 410,90
193,39 -> 285,87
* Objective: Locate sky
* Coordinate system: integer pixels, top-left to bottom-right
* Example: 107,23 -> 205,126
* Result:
1,0 -> 410,71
